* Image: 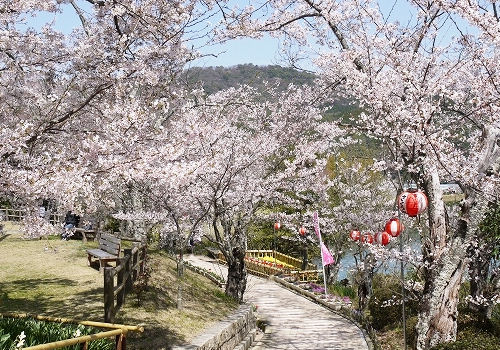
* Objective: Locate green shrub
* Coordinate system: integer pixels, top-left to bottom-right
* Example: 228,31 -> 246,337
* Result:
431,328 -> 500,350
368,274 -> 402,330
0,317 -> 113,350
329,282 -> 356,299
102,216 -> 120,233
368,274 -> 418,330
492,304 -> 500,336
405,316 -> 418,349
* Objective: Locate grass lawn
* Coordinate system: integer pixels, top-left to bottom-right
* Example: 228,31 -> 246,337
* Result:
0,222 -> 237,349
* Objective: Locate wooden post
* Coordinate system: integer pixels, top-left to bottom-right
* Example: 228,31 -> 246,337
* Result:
139,246 -> 146,275
124,249 -> 133,292
132,248 -> 138,282
104,267 -> 115,323
79,341 -> 88,350
117,257 -> 127,309
115,333 -> 126,350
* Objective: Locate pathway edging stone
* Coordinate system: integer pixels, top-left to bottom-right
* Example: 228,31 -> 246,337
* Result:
172,304 -> 256,350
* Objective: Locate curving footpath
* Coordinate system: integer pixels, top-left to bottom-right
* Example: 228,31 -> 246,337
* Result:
185,255 -> 369,350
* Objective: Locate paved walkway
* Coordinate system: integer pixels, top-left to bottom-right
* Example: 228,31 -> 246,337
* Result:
185,255 -> 369,350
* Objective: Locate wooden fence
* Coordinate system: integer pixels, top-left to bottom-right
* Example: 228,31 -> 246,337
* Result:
0,208 -> 25,221
0,208 -> 64,225
104,244 -> 147,323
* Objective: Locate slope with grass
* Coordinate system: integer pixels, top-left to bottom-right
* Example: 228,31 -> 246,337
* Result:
0,224 -> 237,349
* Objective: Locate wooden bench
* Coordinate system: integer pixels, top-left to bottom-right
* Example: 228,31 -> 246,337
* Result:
87,233 -> 121,271
206,247 -> 221,259
74,227 -> 97,242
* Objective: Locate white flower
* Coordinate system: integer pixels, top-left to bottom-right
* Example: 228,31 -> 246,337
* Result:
16,331 -> 26,348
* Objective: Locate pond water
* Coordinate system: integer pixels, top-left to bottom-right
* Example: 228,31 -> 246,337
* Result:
315,229 -> 423,281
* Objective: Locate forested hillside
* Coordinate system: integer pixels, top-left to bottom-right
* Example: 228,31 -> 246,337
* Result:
183,64 -> 358,120
183,64 -> 315,94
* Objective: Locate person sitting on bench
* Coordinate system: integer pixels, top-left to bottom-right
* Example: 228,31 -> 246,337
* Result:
62,211 -> 80,240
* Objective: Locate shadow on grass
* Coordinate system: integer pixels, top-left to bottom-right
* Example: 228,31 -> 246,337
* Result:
119,317 -> 186,350
115,286 -> 186,349
0,279 -> 188,349
0,278 -> 103,320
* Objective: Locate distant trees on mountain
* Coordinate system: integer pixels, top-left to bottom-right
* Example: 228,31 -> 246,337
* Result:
183,64 -> 358,120
183,64 -> 315,94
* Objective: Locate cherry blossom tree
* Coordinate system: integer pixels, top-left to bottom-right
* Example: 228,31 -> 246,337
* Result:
0,0 -> 220,227
323,148 -> 395,283
218,0 -> 500,348
173,85 -> 337,301
103,80 -> 337,301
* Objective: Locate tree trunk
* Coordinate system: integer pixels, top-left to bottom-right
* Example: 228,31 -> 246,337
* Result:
468,234 -> 492,319
301,246 -> 308,270
225,246 -> 247,302
176,250 -> 184,309
325,263 -> 340,284
357,253 -> 375,311
119,185 -> 148,240
357,272 -> 373,311
416,166 -> 470,350
416,107 -> 499,350
213,213 -> 248,302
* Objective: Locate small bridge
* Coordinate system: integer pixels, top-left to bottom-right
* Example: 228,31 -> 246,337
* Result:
217,249 -> 321,282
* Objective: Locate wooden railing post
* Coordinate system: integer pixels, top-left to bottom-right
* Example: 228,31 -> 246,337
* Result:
132,248 -> 138,282
139,246 -> 145,275
117,257 -> 127,309
124,249 -> 133,292
115,332 -> 126,350
104,267 -> 115,323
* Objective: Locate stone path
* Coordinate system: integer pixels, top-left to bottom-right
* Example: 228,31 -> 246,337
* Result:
185,255 -> 369,350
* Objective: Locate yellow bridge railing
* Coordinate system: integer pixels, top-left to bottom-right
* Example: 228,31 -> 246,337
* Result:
217,250 -> 319,281
245,250 -> 317,270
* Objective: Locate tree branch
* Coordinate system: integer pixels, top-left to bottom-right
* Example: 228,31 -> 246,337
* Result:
26,82 -> 112,146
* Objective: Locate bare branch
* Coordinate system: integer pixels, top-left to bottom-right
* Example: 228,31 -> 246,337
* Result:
26,82 -> 112,146
69,0 -> 90,36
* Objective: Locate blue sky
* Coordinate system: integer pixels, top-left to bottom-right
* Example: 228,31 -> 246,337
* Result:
192,36 -> 284,68
26,1 -> 282,68
25,1 -> 472,69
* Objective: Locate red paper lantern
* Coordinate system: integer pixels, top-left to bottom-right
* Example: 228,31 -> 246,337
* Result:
398,190 -> 428,217
361,233 -> 374,244
375,231 -> 391,246
349,230 -> 361,241
274,222 -> 281,230
385,218 -> 404,237
299,226 -> 307,236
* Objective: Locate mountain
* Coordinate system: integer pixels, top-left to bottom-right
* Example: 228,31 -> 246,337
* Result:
182,64 -> 360,121
183,64 -> 316,94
